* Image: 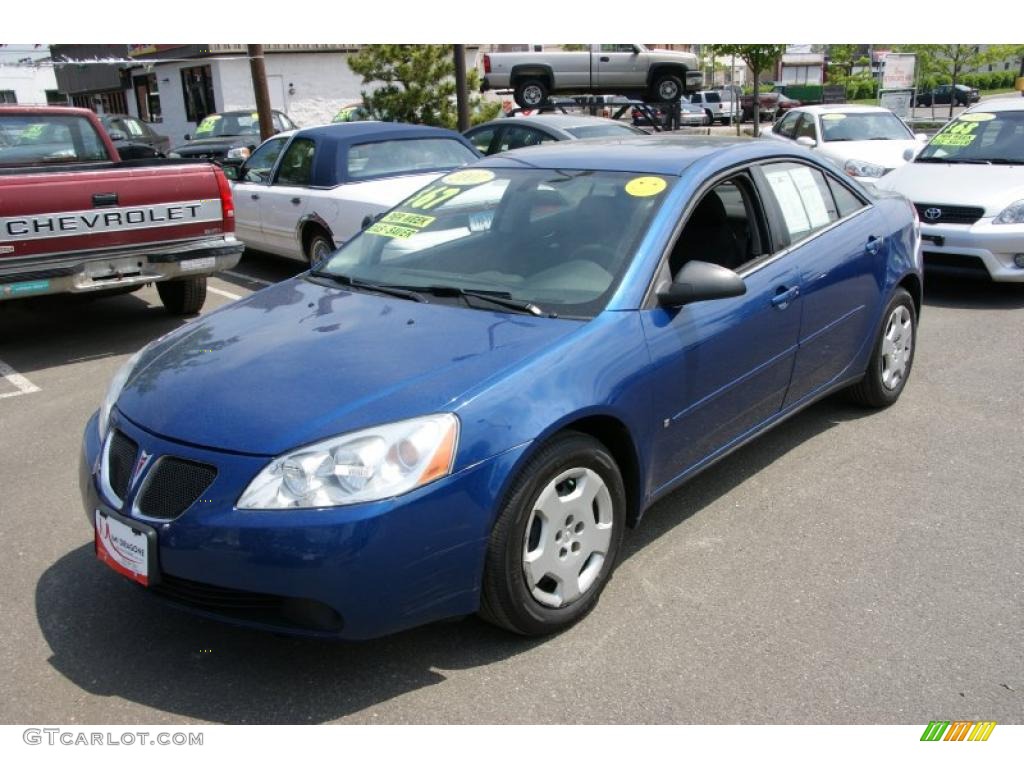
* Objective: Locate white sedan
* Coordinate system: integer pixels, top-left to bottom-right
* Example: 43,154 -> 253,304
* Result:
767,104 -> 927,184
224,122 -> 480,263
877,98 -> 1024,282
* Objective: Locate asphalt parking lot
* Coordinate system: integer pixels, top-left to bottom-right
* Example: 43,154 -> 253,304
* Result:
0,251 -> 1021,725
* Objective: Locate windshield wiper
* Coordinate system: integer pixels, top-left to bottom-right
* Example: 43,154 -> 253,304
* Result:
419,286 -> 545,317
966,158 -> 1020,165
308,271 -> 427,302
915,157 -> 990,164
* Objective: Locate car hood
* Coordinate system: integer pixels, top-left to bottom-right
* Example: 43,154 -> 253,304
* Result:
116,277 -> 582,455
876,161 -> 1024,215
172,136 -> 253,153
818,139 -> 923,170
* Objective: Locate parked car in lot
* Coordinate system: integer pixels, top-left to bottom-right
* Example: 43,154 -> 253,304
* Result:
82,135 -> 921,639
631,99 -> 707,127
877,98 -> 1024,282
465,114 -> 646,155
915,84 -> 980,108
222,122 -> 479,262
767,105 -> 927,183
0,106 -> 242,315
168,109 -> 298,162
740,90 -> 800,123
99,114 -> 170,159
688,90 -> 737,125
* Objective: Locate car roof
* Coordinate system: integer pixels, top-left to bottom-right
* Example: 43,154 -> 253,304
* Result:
476,134 -> 769,175
473,115 -> 637,131
214,109 -> 286,117
966,98 -> 1024,113
797,104 -> 894,115
297,121 -> 466,143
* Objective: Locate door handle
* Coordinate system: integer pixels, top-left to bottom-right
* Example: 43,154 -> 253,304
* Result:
291,197 -> 302,205
770,285 -> 800,309
600,56 -> 610,62
250,193 -> 260,200
865,236 -> 881,255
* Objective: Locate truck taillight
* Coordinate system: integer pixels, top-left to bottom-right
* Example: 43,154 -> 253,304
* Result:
215,166 -> 235,234
483,54 -> 491,74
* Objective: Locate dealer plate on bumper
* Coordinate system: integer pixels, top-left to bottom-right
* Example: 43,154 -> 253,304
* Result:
94,510 -> 159,586
180,256 -> 217,272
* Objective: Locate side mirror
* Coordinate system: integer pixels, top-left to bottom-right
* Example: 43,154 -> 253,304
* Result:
184,133 -> 192,141
108,130 -> 127,142
361,212 -> 385,229
796,135 -> 817,148
657,260 -> 746,307
914,133 -> 928,142
221,163 -> 240,181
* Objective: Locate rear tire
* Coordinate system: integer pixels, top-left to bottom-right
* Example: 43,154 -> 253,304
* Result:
304,228 -> 334,267
847,288 -> 916,408
157,277 -> 207,316
514,79 -> 549,109
649,74 -> 683,103
479,432 -> 626,636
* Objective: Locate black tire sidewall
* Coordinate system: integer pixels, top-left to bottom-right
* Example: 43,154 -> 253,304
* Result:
515,80 -> 548,108
487,434 -> 626,635
306,231 -> 333,265
866,288 -> 917,405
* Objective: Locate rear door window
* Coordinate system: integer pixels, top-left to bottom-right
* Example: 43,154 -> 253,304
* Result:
761,161 -> 839,245
274,137 -> 316,186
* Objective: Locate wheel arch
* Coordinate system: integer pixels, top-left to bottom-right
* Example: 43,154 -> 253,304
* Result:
510,65 -> 554,89
297,213 -> 335,252
898,271 -> 922,319
647,64 -> 688,88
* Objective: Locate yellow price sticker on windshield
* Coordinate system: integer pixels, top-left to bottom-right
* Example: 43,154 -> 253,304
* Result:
366,222 -> 418,239
381,211 -> 435,228
197,115 -> 220,131
441,169 -> 495,186
958,112 -> 995,122
21,123 -> 46,140
625,176 -> 667,197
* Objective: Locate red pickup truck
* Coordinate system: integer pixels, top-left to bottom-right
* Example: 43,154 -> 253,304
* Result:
0,106 -> 243,315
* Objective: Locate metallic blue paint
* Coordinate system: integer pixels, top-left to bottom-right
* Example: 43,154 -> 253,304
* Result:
80,137 -> 921,639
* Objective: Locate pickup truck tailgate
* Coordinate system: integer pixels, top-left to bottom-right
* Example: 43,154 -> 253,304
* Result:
0,163 -> 226,260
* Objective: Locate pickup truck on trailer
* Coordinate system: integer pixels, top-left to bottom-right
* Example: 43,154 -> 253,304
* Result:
481,44 -> 703,108
0,106 -> 243,315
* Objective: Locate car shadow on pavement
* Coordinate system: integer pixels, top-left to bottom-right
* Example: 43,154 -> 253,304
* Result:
36,545 -> 543,724
923,275 -> 1024,310
0,292 -> 189,375
35,395 -> 871,724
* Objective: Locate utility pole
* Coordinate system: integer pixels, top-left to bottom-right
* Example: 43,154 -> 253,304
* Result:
248,44 -> 274,142
454,44 -> 470,132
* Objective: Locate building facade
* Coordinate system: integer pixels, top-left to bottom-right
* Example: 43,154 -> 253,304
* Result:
0,44 -> 62,105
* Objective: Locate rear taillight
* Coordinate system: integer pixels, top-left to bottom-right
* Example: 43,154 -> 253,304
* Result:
483,54 -> 491,74
214,166 -> 235,234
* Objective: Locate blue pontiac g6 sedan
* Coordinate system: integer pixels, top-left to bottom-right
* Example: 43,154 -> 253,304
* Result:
80,136 -> 922,639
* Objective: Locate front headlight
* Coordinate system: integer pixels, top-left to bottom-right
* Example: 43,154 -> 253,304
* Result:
98,349 -> 144,441
226,146 -> 250,160
167,151 -> 182,158
238,414 -> 460,509
844,159 -> 887,179
993,199 -> 1024,225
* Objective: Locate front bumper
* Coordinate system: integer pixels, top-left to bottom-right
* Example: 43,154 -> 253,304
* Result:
919,219 -> 1024,282
79,410 -> 528,640
0,236 -> 244,301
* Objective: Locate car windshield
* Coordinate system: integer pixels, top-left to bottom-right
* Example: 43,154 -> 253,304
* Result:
193,113 -> 261,138
820,112 -> 912,141
564,123 -> 644,139
315,168 -> 674,318
0,114 -> 109,166
917,110 -> 1024,164
346,138 -> 478,179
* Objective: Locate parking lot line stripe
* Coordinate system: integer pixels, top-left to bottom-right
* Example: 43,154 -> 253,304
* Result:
208,286 -> 244,301
223,270 -> 274,287
0,357 -> 41,399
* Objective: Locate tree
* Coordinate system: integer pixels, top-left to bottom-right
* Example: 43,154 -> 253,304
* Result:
716,45 -> 786,136
907,44 -> 997,118
348,45 -> 501,129
825,44 -> 875,100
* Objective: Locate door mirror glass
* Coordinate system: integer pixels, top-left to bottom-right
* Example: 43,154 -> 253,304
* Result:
221,163 -> 240,181
657,260 -> 746,307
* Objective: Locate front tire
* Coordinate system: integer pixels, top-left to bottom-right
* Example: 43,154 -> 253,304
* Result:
479,432 -> 626,636
847,288 -> 916,408
649,74 -> 683,103
514,79 -> 549,109
157,277 -> 207,316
